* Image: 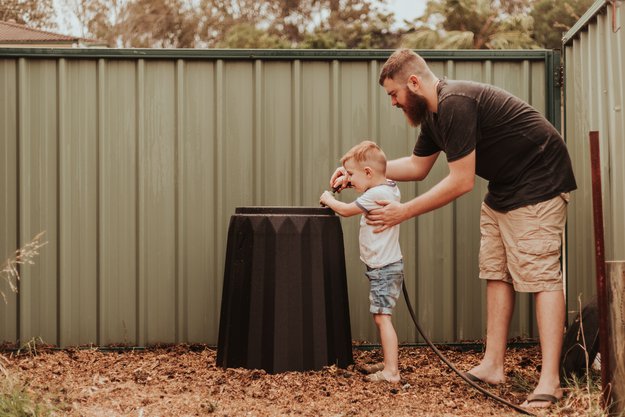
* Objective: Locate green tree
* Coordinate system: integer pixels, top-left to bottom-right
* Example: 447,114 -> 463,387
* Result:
303,1 -> 398,49
62,0 -> 200,47
218,23 -> 291,48
61,0 -> 398,49
194,0 -> 286,47
301,30 -> 348,49
531,0 -> 594,49
401,0 -> 538,49
201,0 -> 397,48
118,0 -> 199,47
0,0 -> 56,29
62,0 -> 122,46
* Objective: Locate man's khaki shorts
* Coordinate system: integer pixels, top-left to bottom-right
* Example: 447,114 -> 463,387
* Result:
479,193 -> 569,293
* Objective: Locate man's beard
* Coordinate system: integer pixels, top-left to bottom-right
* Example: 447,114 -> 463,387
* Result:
401,88 -> 429,127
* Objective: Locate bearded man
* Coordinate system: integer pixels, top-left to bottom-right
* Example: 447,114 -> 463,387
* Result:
331,49 -> 576,410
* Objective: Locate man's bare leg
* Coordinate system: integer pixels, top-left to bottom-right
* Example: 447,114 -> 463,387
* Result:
522,290 -> 565,407
467,280 -> 515,384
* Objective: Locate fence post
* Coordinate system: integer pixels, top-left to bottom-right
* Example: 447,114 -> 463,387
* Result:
589,131 -> 612,408
606,261 -> 625,415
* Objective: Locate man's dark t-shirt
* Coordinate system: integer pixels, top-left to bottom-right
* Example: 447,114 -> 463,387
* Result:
414,79 -> 577,212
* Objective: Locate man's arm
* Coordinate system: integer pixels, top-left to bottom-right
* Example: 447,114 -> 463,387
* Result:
386,152 -> 440,182
367,150 -> 476,231
330,152 -> 440,191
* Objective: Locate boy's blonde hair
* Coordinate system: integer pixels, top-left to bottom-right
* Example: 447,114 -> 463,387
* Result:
341,140 -> 387,173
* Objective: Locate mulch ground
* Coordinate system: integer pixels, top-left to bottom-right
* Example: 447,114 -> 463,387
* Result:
1,343 -> 592,416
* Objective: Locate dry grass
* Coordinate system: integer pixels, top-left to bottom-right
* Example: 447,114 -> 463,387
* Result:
0,341 -> 55,417
0,374 -> 56,417
0,231 -> 47,304
0,232 -> 51,416
554,372 -> 608,417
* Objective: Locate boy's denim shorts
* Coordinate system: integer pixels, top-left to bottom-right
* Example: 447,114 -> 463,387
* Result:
365,259 -> 404,315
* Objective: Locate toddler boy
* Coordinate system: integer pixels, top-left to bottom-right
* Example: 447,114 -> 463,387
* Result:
320,140 -> 403,383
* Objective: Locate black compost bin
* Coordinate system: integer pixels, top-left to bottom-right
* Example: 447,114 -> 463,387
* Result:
216,206 -> 353,373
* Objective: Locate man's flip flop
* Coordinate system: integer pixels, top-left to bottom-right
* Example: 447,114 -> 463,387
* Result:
521,393 -> 561,409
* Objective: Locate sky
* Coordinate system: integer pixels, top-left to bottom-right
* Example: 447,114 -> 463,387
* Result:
55,0 -> 428,37
386,0 -> 426,27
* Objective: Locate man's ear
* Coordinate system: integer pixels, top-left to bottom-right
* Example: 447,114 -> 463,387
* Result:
406,74 -> 420,93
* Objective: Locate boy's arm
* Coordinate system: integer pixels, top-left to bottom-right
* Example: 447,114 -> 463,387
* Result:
320,191 -> 362,217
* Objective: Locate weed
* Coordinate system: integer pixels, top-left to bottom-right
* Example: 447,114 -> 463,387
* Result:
0,232 -> 56,416
544,295 -> 608,416
554,371 -> 607,417
17,337 -> 47,357
0,375 -> 55,417
1,232 -> 48,303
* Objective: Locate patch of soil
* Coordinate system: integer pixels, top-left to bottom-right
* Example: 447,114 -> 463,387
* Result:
3,343 -> 563,416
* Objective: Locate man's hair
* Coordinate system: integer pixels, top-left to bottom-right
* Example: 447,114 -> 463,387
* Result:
378,48 -> 434,86
341,140 -> 387,173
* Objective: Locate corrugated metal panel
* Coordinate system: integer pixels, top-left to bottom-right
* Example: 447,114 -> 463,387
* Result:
59,58 -> 98,346
563,0 -> 625,321
0,49 -> 558,346
0,59 -> 18,342
18,58 -> 60,345
99,59 -> 139,345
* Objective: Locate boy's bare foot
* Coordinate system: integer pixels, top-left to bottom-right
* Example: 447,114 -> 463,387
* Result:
365,370 -> 401,383
360,362 -> 384,374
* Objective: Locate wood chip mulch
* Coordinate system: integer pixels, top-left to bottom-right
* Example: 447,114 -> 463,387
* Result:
1,343 -> 586,416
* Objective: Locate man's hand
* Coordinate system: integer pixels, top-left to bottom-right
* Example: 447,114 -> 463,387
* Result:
320,191 -> 335,207
366,200 -> 406,232
329,167 -> 348,192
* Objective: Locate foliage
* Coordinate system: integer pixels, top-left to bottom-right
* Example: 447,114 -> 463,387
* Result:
119,0 -> 200,47
9,0 -> 599,50
218,23 -> 291,48
61,0 -> 199,47
303,1 -> 398,49
0,0 -> 56,29
300,29 -> 349,49
58,0 -> 397,48
531,0 -> 595,49
401,0 -> 539,49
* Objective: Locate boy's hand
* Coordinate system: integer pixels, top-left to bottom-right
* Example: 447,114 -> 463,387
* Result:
320,191 -> 335,207
330,167 -> 348,192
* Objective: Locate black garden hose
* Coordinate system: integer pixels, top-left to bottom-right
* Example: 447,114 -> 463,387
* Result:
402,283 -> 536,416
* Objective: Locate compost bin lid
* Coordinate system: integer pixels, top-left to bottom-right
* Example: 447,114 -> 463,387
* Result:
235,207 -> 336,215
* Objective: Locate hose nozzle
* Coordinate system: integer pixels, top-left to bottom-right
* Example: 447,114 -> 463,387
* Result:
332,182 -> 352,193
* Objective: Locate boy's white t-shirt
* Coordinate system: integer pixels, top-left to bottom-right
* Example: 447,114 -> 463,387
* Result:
355,180 -> 402,269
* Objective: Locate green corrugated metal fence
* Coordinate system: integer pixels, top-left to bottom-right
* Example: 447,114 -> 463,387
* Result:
563,0 -> 625,318
0,48 -> 561,347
